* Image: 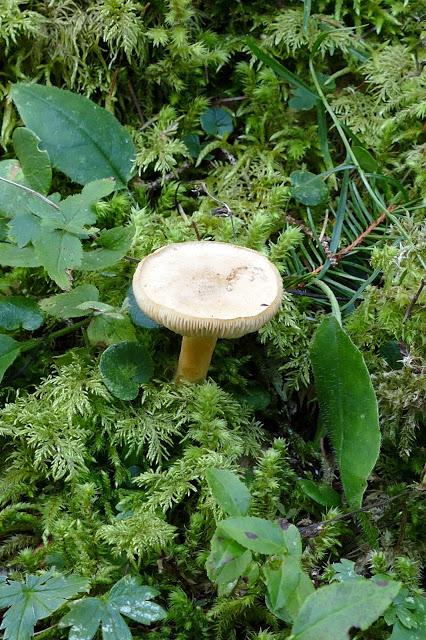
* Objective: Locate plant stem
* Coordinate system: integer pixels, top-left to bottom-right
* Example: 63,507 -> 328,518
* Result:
314,278 -> 342,326
20,319 -> 89,353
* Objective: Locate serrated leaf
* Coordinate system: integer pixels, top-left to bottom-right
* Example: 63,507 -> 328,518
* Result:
40,284 -> 99,319
11,83 -> 136,187
126,286 -> 160,328
291,578 -> 400,640
217,517 -> 288,555
200,107 -> 234,137
8,211 -> 41,247
0,174 -> 58,223
87,314 -> 136,346
60,576 -> 166,640
206,534 -> 252,595
0,243 -> 41,267
0,296 -> 43,331
80,225 -> 134,271
54,179 -> 115,235
265,555 -> 314,623
0,335 -> 21,382
389,597 -> 426,639
99,341 -> 154,400
298,479 -> 341,508
206,468 -> 251,516
291,171 -> 329,206
310,317 -> 380,508
0,571 -> 88,640
13,127 -> 52,194
34,228 -> 83,290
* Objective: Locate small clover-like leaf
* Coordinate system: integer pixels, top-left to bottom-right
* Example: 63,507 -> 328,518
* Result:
0,296 -> 43,331
200,107 -> 234,137
99,341 -> 154,400
290,170 -> 329,206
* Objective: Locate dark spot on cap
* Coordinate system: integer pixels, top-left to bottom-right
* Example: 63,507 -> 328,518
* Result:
245,531 -> 258,540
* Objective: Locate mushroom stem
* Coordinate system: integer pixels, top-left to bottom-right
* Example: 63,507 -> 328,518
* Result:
175,336 -> 218,382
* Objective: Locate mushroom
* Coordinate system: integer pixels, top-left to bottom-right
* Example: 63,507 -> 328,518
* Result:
132,241 -> 283,382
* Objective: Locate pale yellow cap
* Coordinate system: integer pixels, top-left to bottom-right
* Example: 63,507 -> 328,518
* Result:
132,241 -> 283,338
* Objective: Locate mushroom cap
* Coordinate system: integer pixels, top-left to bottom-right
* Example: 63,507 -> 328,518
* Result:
132,241 -> 283,338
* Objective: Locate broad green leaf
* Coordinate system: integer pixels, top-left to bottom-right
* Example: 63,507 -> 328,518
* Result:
0,335 -> 21,383
87,314 -> 137,346
217,516 -> 288,555
0,296 -> 43,331
60,576 -> 166,640
298,479 -> 341,508
206,468 -> 251,516
40,284 -> 99,319
182,133 -> 202,158
13,127 -> 52,194
33,228 -> 83,290
0,243 -> 41,267
265,555 -> 314,623
0,174 -> 58,222
126,286 -> 160,328
99,341 -> 154,400
290,171 -> 329,206
206,534 -> 252,595
291,578 -> 400,640
0,159 -> 26,184
80,225 -> 134,271
11,83 -> 136,187
0,571 -> 88,640
8,211 -> 41,247
310,317 -> 380,508
200,107 -> 234,137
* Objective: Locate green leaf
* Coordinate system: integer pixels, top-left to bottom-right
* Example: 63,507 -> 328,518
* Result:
310,317 -> 380,508
87,314 -> 137,346
0,335 -> 21,383
200,107 -> 234,137
289,87 -> 319,111
12,127 -> 52,194
0,571 -> 88,640
0,174 -> 57,223
0,243 -> 41,267
99,341 -> 154,400
217,517 -> 288,555
0,159 -> 27,184
54,179 -> 116,235
389,596 -> 426,640
206,534 -> 252,595
265,555 -> 314,623
330,559 -> 361,583
0,296 -> 43,331
80,225 -> 134,271
291,578 -> 400,640
8,211 -> 41,247
352,146 -> 379,173
182,133 -> 202,158
298,479 -> 341,508
33,228 -> 82,290
40,284 -> 99,319
60,576 -> 166,640
206,468 -> 251,516
290,171 -> 329,206
11,83 -> 136,187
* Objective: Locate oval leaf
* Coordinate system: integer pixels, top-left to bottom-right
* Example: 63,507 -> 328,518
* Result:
218,517 -> 288,555
11,83 -> 136,187
291,578 -> 400,640
206,468 -> 251,516
99,341 -> 154,400
40,285 -> 99,319
310,317 -> 380,508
